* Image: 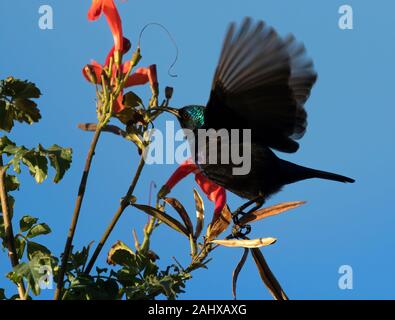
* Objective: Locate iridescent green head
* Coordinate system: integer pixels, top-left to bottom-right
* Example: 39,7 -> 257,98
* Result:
178,105 -> 206,130
162,105 -> 206,130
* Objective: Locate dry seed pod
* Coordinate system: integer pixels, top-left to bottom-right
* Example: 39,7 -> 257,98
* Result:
211,237 -> 277,248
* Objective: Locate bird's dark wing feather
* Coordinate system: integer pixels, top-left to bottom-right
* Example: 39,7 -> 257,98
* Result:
205,17 -> 317,153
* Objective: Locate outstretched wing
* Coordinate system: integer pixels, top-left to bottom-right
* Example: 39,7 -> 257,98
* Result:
205,18 -> 317,153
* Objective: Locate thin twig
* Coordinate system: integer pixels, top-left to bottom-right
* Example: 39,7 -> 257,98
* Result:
54,125 -> 102,300
78,123 -> 127,138
0,156 -> 26,299
84,152 -> 146,274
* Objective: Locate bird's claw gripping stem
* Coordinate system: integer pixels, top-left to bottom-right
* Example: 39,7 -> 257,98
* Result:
232,196 -> 265,225
232,224 -> 252,238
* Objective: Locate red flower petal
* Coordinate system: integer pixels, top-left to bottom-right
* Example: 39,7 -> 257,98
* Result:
105,37 -> 131,66
164,159 -> 227,216
87,0 -> 123,52
165,159 -> 198,190
87,0 -> 104,21
82,61 -> 103,84
194,173 -> 226,216
124,65 -> 158,88
114,93 -> 125,113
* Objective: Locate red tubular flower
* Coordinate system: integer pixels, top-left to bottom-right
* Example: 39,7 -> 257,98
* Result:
82,62 -> 158,113
82,39 -> 158,114
164,159 -> 227,218
88,0 -> 123,52
105,37 -> 131,66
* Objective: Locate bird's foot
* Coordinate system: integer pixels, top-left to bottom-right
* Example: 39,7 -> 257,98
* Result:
231,224 -> 251,238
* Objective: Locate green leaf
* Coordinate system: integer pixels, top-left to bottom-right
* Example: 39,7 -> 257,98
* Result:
107,240 -> 135,267
0,77 -> 41,99
4,174 -> 19,191
123,91 -> 142,108
27,241 -> 51,260
1,137 -> 72,184
0,77 -> 42,132
13,98 -> 41,124
15,237 -> 26,259
45,144 -> 72,183
8,253 -> 52,296
0,101 -> 14,132
27,223 -> 51,238
68,243 -> 93,272
132,204 -> 189,237
21,148 -> 48,183
62,275 -> 120,300
0,135 -> 15,153
19,215 -> 39,232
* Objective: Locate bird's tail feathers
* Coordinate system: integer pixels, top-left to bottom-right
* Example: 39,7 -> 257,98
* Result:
280,160 -> 355,184
307,168 -> 355,183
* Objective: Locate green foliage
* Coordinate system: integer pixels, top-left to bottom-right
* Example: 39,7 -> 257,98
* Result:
0,137 -> 72,184
62,274 -> 120,300
26,223 -> 51,238
5,216 -> 57,297
107,240 -> 191,300
8,252 -> 57,296
5,174 -> 19,191
60,243 -> 120,300
19,215 -> 39,232
0,77 -> 41,132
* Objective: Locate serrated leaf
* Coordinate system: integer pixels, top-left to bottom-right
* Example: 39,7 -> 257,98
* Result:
27,241 -> 51,260
107,240 -> 135,267
211,237 -> 277,248
0,77 -> 41,99
21,148 -> 48,183
164,197 -> 193,234
19,215 -> 39,232
8,253 -> 51,296
251,248 -> 288,300
13,98 -> 41,124
0,77 -> 42,131
2,142 -> 72,184
69,243 -> 93,271
0,135 -> 15,152
239,201 -> 306,226
27,223 -> 51,238
133,204 -> 189,237
45,144 -> 72,183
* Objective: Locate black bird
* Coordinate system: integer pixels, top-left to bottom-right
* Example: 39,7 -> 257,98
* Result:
161,18 -> 355,215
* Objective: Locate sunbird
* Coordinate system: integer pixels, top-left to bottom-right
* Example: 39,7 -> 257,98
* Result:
162,18 -> 354,214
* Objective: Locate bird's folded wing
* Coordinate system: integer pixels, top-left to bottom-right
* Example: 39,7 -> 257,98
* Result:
206,17 -> 317,153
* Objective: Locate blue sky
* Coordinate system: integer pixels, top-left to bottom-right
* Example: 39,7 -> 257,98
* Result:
0,0 -> 394,299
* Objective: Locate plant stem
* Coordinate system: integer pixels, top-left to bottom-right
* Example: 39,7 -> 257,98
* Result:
0,156 -> 26,300
54,125 -> 102,300
140,216 -> 157,253
84,152 -> 146,274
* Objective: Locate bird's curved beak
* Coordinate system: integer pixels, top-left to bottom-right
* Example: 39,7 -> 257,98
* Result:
156,106 -> 181,118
